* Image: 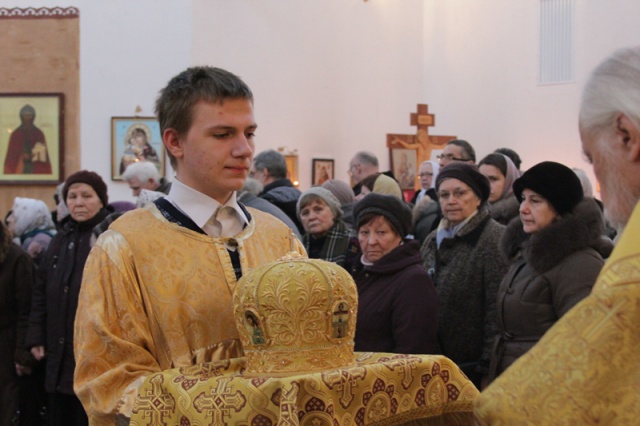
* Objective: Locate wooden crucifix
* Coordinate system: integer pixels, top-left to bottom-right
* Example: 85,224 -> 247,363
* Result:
386,104 -> 456,190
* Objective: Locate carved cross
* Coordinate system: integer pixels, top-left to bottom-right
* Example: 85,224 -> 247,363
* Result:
387,104 -> 456,190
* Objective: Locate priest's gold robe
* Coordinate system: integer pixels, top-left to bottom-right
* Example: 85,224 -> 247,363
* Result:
474,201 -> 640,425
73,205 -> 305,425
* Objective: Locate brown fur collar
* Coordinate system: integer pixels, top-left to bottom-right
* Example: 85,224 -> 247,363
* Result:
500,198 -> 613,273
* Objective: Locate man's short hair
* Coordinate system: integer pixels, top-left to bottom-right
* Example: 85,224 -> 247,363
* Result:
155,67 -> 254,168
580,46 -> 640,136
122,161 -> 161,183
253,149 -> 287,180
353,151 -> 379,168
447,139 -> 476,163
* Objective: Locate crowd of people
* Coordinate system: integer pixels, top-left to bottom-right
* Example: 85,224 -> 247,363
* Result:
1,45 -> 639,425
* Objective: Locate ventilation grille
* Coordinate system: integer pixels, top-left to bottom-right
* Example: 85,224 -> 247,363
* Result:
539,0 -> 575,84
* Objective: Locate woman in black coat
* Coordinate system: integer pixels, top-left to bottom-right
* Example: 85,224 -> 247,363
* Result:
26,171 -> 110,426
487,162 -> 613,383
0,220 -> 35,426
351,193 -> 438,355
420,163 -> 508,389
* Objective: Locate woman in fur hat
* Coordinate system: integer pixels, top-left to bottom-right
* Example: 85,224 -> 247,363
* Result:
487,161 -> 613,383
26,170 -> 110,426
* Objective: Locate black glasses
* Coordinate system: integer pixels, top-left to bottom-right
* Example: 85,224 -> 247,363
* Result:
437,153 -> 468,162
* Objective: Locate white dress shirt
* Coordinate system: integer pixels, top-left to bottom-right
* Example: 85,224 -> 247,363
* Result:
164,178 -> 248,238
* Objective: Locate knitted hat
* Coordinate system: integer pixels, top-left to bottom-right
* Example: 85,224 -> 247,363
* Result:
297,187 -> 343,221
321,179 -> 355,205
372,174 -> 403,199
436,163 -> 490,203
63,170 -> 109,207
513,161 -> 583,215
353,192 -> 412,237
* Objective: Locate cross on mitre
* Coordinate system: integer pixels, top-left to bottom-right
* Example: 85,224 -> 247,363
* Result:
386,104 -> 456,190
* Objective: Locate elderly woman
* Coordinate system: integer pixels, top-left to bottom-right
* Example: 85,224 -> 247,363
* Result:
297,187 -> 351,268
478,153 -> 521,225
6,197 -> 56,265
487,162 -> 613,383
26,171 -> 110,426
421,163 -> 508,388
351,193 -> 438,354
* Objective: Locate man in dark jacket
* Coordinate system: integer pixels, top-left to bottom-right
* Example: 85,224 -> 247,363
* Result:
251,149 -> 303,233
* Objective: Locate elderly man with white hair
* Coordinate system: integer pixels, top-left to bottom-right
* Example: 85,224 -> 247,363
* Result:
475,45 -> 640,425
121,161 -> 171,196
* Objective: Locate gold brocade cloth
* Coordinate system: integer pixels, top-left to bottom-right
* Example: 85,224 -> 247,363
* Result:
130,353 -> 478,425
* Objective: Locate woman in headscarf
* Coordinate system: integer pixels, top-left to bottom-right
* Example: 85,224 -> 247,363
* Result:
297,187 -> 351,268
420,163 -> 508,389
26,170 -> 110,426
487,162 -> 613,383
6,197 -> 56,265
478,153 -> 521,225
351,193 -> 438,354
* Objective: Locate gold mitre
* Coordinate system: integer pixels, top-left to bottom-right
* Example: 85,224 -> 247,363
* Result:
233,252 -> 357,376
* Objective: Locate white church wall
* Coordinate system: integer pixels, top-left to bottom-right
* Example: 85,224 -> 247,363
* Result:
4,0 -> 638,201
79,0 -> 191,202
192,0 -> 426,190
422,0 -> 640,194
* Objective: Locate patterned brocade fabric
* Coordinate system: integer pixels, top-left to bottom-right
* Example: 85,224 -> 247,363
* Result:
130,353 -> 479,425
474,201 -> 640,425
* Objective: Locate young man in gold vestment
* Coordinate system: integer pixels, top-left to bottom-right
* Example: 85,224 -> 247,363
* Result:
73,67 -> 305,425
475,46 -> 640,424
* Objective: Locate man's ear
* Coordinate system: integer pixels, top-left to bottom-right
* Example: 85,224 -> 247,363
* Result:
617,114 -> 640,162
163,128 -> 183,161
